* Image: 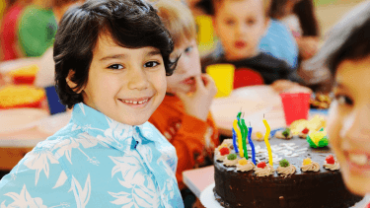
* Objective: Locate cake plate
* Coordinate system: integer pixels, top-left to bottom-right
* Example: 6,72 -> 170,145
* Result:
200,183 -> 222,208
199,183 -> 368,208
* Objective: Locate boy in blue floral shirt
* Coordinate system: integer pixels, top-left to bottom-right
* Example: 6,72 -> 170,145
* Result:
0,0 -> 184,207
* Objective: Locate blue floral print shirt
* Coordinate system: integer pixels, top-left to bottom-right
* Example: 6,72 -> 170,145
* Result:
0,103 -> 184,208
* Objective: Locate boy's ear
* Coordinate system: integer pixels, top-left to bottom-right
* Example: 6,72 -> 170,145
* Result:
66,69 -> 84,94
262,17 -> 270,36
212,17 -> 219,37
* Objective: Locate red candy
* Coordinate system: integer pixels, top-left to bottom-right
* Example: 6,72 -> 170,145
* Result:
257,161 -> 266,169
326,155 -> 335,165
302,128 -> 309,134
219,147 -> 230,156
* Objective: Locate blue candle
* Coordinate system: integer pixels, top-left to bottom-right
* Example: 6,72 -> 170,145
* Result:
248,125 -> 256,165
232,128 -> 239,153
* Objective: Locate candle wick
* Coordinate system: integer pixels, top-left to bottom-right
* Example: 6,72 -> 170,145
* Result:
263,114 -> 265,119
249,122 -> 251,126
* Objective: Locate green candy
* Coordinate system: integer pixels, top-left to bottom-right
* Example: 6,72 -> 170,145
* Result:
227,154 -> 237,160
279,159 -> 290,167
282,128 -> 290,137
306,135 -> 329,148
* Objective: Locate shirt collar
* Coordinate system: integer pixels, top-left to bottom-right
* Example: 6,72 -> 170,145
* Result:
70,103 -> 151,148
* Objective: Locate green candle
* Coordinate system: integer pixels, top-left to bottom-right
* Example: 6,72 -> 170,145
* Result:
241,119 -> 249,160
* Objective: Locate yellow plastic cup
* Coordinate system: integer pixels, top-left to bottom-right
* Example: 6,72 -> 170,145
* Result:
206,64 -> 235,98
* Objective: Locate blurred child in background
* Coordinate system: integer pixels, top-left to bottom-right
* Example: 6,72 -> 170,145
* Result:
0,0 -> 32,61
270,0 -> 320,61
201,0 -> 305,91
312,1 -> 370,197
196,0 -> 298,69
149,0 -> 219,207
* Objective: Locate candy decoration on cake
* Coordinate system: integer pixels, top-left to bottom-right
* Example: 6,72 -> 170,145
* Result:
224,153 -> 238,167
233,119 -> 243,157
299,128 -> 309,139
220,139 -> 234,149
275,128 -> 293,140
323,155 -> 340,171
247,123 -> 256,165
236,158 -> 255,172
276,159 -> 296,178
306,129 -> 329,148
255,161 -> 274,177
241,118 -> 249,159
262,116 -> 273,166
301,158 -> 320,172
216,147 -> 230,161
232,128 -> 239,153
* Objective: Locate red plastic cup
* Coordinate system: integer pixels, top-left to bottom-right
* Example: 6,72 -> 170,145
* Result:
280,92 -> 310,126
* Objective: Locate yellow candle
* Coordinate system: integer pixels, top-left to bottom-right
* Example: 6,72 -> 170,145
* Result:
233,120 -> 243,157
263,119 -> 273,166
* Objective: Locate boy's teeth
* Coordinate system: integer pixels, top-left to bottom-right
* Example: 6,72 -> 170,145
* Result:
123,98 -> 149,105
349,154 -> 368,166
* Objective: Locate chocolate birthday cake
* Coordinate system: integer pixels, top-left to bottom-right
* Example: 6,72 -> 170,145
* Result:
213,132 -> 362,208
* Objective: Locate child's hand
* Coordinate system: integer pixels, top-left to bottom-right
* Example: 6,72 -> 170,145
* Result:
176,74 -> 217,121
272,80 -> 312,94
297,37 -> 319,60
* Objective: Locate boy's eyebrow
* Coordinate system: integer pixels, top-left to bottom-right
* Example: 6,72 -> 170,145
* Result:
99,54 -> 126,61
99,50 -> 161,61
146,50 -> 161,57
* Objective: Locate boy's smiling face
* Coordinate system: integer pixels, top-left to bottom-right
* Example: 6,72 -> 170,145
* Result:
76,33 -> 167,125
213,0 -> 268,61
166,39 -> 201,94
328,56 -> 370,196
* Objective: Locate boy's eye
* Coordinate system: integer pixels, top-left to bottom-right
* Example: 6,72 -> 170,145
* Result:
108,64 -> 124,70
225,19 -> 235,26
335,94 -> 354,106
246,19 -> 256,25
184,46 -> 193,54
144,61 -> 160,68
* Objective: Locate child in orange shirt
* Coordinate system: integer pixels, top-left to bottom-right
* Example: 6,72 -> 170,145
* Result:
149,0 -> 219,203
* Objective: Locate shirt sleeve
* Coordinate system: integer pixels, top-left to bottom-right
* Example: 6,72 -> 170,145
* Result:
0,150 -> 75,207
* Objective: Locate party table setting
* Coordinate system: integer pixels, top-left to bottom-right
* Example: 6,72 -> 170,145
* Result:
0,58 -> 70,170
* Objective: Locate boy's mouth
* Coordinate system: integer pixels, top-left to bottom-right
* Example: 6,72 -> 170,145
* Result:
235,41 -> 246,49
182,77 -> 195,85
119,97 -> 152,107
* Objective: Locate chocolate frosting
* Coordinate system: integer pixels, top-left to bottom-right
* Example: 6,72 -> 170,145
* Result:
214,136 -> 362,208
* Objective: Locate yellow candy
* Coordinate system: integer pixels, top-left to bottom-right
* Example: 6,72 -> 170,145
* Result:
238,158 -> 248,166
303,158 -> 312,166
218,143 -> 228,150
309,131 -> 327,145
256,132 -> 263,139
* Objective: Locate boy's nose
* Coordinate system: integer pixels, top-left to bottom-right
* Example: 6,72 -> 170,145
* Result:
128,69 -> 149,90
235,23 -> 247,36
342,104 -> 370,142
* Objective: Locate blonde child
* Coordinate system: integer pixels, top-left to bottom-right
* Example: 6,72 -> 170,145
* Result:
149,0 -> 219,206
0,0 -> 184,207
201,0 -> 305,92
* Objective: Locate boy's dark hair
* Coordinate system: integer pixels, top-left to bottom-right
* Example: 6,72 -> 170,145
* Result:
54,0 -> 177,109
310,2 -> 370,76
